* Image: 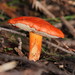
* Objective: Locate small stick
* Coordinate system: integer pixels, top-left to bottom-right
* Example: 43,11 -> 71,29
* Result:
14,47 -> 24,57
45,40 -> 75,55
18,37 -> 22,50
14,37 -> 24,57
0,38 -> 6,48
32,0 -> 56,18
0,27 -> 26,37
60,16 -> 75,38
54,20 -> 75,28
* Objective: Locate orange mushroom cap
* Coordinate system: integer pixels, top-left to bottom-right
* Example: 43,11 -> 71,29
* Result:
8,16 -> 64,38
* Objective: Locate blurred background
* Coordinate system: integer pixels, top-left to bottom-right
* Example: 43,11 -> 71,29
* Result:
0,0 -> 75,75
0,0 -> 75,24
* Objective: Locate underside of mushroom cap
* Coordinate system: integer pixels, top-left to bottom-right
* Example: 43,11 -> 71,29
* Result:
8,16 -> 64,38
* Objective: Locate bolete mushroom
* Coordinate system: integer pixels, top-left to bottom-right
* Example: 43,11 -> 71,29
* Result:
8,16 -> 64,61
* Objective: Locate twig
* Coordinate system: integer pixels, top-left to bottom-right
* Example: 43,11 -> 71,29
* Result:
0,53 -> 72,75
0,38 -> 6,48
0,27 -> 26,37
14,37 -> 24,57
18,37 -> 22,50
60,39 -> 75,47
45,40 -> 75,55
14,47 -> 24,57
54,20 -> 75,28
60,16 -> 75,38
32,0 -> 56,18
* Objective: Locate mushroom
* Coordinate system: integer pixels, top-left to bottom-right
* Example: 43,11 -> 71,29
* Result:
8,16 -> 64,61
